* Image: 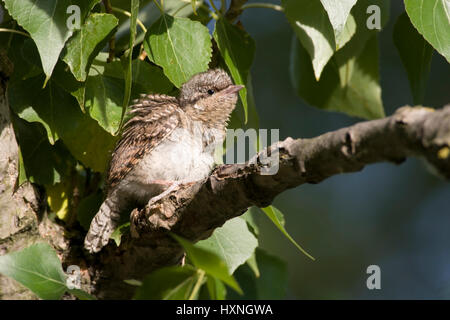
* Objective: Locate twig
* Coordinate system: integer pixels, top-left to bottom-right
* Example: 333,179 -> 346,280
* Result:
0,28 -> 30,38
241,3 -> 284,12
111,7 -> 147,33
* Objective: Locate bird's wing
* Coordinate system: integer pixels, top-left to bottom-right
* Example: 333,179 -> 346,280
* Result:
106,95 -> 181,191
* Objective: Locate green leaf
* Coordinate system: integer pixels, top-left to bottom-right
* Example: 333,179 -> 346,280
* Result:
196,217 -> 258,274
84,56 -> 125,133
103,55 -> 174,94
77,190 -> 103,231
405,0 -> 450,63
290,34 -> 385,120
110,222 -> 130,247
171,234 -> 242,294
9,74 -> 118,172
282,0 -> 335,80
114,0 -> 205,52
254,249 -> 287,299
241,206 -> 260,236
9,75 -> 60,144
394,12 -> 434,105
118,0 -> 139,133
144,14 -> 212,88
334,0 -> 390,85
12,117 -> 73,186
5,37 -> 42,87
47,181 -> 71,221
206,276 -> 226,300
81,53 -> 173,134
261,206 -> 315,261
335,13 -> 356,50
213,18 -> 255,123
0,243 -> 67,300
63,13 -> 118,82
319,0 -> 357,48
2,0 -> 74,85
133,265 -> 197,300
68,288 -> 97,300
246,253 -> 260,278
228,248 -> 287,300
17,147 -> 28,186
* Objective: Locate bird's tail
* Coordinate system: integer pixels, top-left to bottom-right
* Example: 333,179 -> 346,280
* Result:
84,197 -> 121,253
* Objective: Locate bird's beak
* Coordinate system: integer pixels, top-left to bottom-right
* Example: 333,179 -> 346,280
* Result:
222,85 -> 244,95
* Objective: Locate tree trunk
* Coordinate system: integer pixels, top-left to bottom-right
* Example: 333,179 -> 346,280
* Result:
0,51 -> 69,299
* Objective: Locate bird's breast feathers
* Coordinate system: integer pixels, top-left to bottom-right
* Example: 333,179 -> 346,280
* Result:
131,121 -> 223,184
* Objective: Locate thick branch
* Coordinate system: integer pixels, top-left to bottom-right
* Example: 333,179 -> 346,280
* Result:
93,105 -> 450,298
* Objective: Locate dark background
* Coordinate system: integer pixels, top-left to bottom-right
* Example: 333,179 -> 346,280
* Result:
237,0 -> 450,299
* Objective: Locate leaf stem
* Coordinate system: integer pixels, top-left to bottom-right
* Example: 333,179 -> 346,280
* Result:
153,0 -> 164,13
188,270 -> 206,300
220,0 -> 226,14
111,7 -> 147,33
0,28 -> 30,38
172,2 -> 190,16
241,3 -> 284,12
208,0 -> 220,14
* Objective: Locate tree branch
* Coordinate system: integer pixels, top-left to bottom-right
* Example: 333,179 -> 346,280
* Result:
92,105 -> 450,298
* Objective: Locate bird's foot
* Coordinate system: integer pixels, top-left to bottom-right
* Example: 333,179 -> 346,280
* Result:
148,181 -> 181,205
147,180 -> 198,205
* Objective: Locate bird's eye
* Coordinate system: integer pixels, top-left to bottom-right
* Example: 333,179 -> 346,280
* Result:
207,89 -> 215,95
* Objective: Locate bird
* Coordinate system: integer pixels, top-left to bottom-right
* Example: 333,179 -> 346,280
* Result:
84,68 -> 243,253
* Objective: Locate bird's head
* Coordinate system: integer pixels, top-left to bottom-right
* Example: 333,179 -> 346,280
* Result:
179,69 -> 243,127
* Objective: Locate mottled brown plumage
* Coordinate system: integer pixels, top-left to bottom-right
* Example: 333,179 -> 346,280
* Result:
84,69 -> 243,253
107,95 -> 180,191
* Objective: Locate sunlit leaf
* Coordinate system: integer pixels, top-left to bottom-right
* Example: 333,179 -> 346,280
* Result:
282,0 -> 335,80
196,217 -> 258,274
3,0 -> 73,84
261,206 -> 315,260
82,53 -> 173,134
144,14 -> 211,87
319,0 -> 357,48
290,34 -> 384,120
171,234 -> 242,294
63,13 -> 118,82
0,243 -> 67,300
47,181 -> 70,221
405,0 -> 450,63
9,74 -> 118,172
213,18 -> 255,123
133,265 -> 197,300
110,222 -> 130,247
333,0 -> 390,86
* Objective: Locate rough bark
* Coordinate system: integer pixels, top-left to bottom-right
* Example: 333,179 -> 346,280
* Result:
0,51 -> 69,299
91,104 -> 450,299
